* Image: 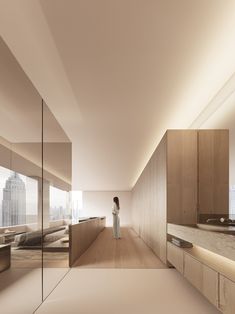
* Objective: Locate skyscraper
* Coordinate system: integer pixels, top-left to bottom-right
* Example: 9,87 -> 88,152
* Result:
2,172 -> 26,226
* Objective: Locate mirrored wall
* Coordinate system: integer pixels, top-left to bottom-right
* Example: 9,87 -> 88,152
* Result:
42,102 -> 72,298
0,36 -> 72,313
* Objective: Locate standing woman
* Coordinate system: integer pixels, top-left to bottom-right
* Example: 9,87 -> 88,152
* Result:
112,196 -> 121,239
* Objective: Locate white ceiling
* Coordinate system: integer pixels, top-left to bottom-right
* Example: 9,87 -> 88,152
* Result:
1,0 -> 235,190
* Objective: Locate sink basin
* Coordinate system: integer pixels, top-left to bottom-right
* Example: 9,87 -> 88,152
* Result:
196,223 -> 235,233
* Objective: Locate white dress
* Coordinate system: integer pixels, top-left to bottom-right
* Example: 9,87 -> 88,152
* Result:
112,203 -> 120,239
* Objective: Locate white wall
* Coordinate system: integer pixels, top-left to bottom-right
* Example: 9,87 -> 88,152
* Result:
82,191 -> 132,226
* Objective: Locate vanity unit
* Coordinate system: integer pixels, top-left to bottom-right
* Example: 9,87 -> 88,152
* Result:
131,129 -> 231,311
167,223 -> 235,313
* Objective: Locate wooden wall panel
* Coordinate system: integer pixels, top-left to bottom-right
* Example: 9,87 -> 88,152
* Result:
167,130 -> 198,224
131,130 -> 197,263
131,134 -> 167,263
131,129 -> 228,265
198,130 -> 229,215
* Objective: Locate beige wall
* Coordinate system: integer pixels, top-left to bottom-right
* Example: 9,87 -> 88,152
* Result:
82,191 -> 132,227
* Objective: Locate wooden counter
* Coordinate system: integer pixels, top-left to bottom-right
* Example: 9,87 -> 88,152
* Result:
69,217 -> 106,267
0,244 -> 11,272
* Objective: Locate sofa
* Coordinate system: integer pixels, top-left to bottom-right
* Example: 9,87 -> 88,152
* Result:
14,225 -> 68,249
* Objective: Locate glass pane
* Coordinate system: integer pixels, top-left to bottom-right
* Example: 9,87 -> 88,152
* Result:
42,102 -> 72,299
0,37 -> 42,312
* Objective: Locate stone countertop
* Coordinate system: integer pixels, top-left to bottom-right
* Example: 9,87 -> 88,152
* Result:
181,223 -> 235,234
168,223 -> 235,262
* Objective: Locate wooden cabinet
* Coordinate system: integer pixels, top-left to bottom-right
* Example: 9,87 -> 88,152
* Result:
202,264 -> 219,307
167,130 -> 198,225
132,131 -> 197,263
184,253 -> 203,290
132,129 -> 228,263
198,130 -> 229,217
219,275 -> 235,313
184,253 -> 218,307
167,242 -> 184,273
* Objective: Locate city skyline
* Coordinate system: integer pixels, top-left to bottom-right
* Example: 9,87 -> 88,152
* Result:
0,166 -> 82,227
2,172 -> 26,226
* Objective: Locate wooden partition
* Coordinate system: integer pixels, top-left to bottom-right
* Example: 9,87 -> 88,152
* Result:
132,131 -> 197,263
131,130 -> 229,264
69,217 -> 106,267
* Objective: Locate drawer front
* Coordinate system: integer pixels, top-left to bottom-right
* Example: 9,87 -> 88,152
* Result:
184,254 -> 203,290
202,264 -> 218,308
219,275 -> 235,314
167,242 -> 184,273
184,254 -> 218,308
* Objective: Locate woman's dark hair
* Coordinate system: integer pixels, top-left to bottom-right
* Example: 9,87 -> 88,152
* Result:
113,196 -> 120,209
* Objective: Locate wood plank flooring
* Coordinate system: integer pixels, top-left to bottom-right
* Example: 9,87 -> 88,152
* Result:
11,249 -> 69,268
73,227 -> 167,268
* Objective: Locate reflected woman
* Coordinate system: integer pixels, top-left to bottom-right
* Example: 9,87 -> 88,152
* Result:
112,196 -> 121,239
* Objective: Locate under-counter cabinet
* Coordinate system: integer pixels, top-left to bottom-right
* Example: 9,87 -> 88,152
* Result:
167,243 -> 219,309
219,275 -> 235,314
167,242 -> 184,274
184,254 -> 218,307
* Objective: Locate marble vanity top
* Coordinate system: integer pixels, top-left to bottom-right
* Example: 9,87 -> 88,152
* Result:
168,223 -> 235,262
184,223 -> 235,234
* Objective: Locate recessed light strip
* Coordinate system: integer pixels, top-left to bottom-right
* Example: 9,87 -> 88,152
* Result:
189,72 -> 235,129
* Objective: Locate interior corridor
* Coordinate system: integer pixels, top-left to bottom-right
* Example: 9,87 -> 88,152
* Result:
35,269 -> 219,314
73,227 -> 166,269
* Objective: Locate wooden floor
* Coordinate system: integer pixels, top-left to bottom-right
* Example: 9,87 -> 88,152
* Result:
11,249 -> 69,268
73,227 -> 167,268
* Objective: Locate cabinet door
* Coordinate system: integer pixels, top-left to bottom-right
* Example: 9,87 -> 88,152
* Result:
167,242 -> 184,273
198,130 -> 229,216
184,254 -> 203,290
184,254 -> 218,307
202,264 -> 218,307
219,275 -> 235,313
167,130 -> 198,225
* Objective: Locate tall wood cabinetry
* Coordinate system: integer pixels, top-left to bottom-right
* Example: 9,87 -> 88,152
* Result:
198,130 -> 229,219
131,129 -> 228,264
132,135 -> 167,262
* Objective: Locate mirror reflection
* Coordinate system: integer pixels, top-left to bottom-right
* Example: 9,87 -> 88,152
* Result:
0,36 -> 72,312
42,102 -> 72,299
0,37 -> 42,312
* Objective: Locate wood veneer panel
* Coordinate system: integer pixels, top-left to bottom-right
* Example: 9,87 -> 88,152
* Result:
167,130 -> 198,225
220,275 -> 235,313
69,217 -> 106,267
198,130 -> 229,215
156,135 -> 167,262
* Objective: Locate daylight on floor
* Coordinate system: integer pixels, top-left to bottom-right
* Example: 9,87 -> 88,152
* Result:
1,1 -> 235,314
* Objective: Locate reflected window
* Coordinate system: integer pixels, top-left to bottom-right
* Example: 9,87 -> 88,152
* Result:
0,166 -> 38,227
70,191 -> 83,223
49,186 -> 70,221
